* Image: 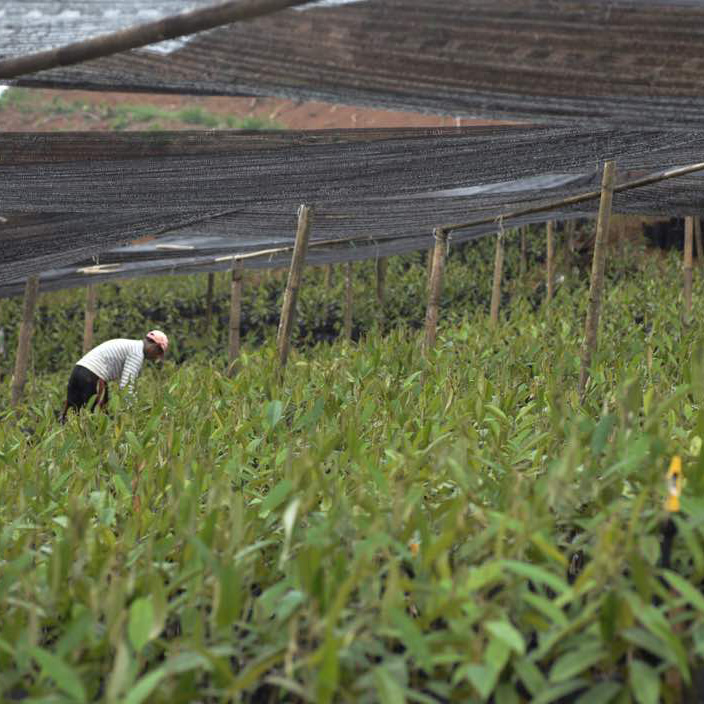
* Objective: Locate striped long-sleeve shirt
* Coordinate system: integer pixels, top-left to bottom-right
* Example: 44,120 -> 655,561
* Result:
77,339 -> 145,389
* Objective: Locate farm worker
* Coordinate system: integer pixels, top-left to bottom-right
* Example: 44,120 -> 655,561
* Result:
60,330 -> 169,422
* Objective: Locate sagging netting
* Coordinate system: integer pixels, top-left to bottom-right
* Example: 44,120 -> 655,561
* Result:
5,1 -> 704,126
2,126 -> 704,285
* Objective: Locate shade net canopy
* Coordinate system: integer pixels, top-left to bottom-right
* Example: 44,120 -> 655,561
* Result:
4,0 -> 704,126
2,125 -> 704,285
2,124 -> 704,297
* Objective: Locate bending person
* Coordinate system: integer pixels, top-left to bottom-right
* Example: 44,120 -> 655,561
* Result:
61,330 -> 169,422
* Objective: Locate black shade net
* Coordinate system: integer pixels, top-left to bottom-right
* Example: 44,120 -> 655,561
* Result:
2,125 -> 704,287
5,1 -> 704,126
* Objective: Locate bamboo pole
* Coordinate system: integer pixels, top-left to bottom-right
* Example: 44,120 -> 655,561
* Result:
83,284 -> 98,354
228,261 -> 244,374
684,216 -> 694,321
11,276 -> 39,407
324,264 -> 334,288
695,218 -> 703,268
443,160 -> 704,235
344,261 -> 353,341
520,226 -> 528,276
0,0 -> 316,80
423,229 -> 448,352
546,221 -> 555,303
579,161 -> 616,398
490,229 -> 505,326
277,205 -> 313,368
205,272 -> 215,333
426,246 -> 434,290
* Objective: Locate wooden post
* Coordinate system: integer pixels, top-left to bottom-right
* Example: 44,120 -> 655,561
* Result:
427,246 -> 434,288
205,272 -> 215,333
424,229 -> 448,352
324,264 -> 334,288
695,218 -> 704,268
83,284 -> 97,354
228,261 -> 244,374
520,226 -> 528,276
684,216 -> 694,321
344,261 -> 353,341
546,221 -> 555,303
490,229 -> 505,326
11,276 -> 40,407
276,205 -> 313,368
579,161 -> 616,398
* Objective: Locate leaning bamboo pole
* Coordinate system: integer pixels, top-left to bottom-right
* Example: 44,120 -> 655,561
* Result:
344,261 -> 354,341
489,229 -> 505,326
11,276 -> 39,407
228,261 -> 244,374
579,161 -> 616,398
424,229 -> 448,352
443,161 -> 704,235
83,284 -> 97,354
277,205 -> 313,368
684,216 -> 694,321
546,221 -> 555,303
0,0 -> 317,79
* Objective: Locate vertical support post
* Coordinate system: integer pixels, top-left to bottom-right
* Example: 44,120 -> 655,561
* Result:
277,204 -> 313,369
344,261 -> 353,341
423,229 -> 448,352
205,272 -> 215,333
83,284 -> 97,354
520,225 -> 528,276
579,161 -> 616,398
228,260 -> 244,374
490,228 -> 505,326
695,218 -> 703,268
324,264 -> 334,288
426,245 -> 434,288
546,220 -> 555,303
684,216 -> 694,322
11,276 -> 40,407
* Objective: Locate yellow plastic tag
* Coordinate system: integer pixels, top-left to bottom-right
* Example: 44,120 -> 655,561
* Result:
665,455 -> 682,513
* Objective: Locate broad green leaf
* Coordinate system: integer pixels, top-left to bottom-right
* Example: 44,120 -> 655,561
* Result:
485,620 -> 525,655
30,646 -> 87,704
549,647 -> 605,683
629,660 -> 660,704
128,597 -> 154,653
501,560 -> 571,596
575,681 -> 621,704
373,665 -> 405,704
661,569 -> 704,613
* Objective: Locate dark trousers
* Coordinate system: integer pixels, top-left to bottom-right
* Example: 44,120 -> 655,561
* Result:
61,365 -> 107,422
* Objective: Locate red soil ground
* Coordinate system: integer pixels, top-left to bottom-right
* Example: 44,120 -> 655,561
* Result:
0,88 -> 503,131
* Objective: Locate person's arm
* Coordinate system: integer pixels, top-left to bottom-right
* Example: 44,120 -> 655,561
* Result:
119,350 -> 144,391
